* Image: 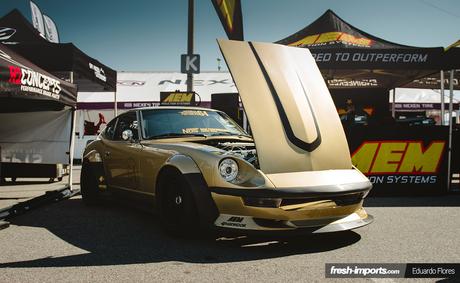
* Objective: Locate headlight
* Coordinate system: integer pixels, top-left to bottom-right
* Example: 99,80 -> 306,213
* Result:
219,158 -> 239,182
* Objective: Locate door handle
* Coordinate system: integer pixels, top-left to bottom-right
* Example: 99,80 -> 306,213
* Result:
105,151 -> 111,157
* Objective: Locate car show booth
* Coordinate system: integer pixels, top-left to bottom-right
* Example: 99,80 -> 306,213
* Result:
276,10 -> 459,195
0,9 -> 117,93
0,9 -> 118,167
0,44 -> 77,186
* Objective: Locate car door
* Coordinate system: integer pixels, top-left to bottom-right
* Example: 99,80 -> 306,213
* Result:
102,111 -> 141,191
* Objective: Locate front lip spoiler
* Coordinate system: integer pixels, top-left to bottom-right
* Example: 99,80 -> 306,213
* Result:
312,214 -> 373,233
209,181 -> 372,199
213,214 -> 374,236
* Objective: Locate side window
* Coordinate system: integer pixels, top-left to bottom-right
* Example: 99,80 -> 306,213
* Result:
102,118 -> 117,140
113,112 -> 139,141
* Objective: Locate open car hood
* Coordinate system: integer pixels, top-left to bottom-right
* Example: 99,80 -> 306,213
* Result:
218,40 -> 352,174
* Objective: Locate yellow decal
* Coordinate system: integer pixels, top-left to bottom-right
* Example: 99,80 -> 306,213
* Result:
182,128 -> 229,134
289,31 -> 373,47
163,92 -> 193,103
351,141 -> 445,175
179,110 -> 208,116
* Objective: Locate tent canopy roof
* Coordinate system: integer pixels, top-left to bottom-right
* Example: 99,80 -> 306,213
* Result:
277,9 -> 423,49
276,9 -> 450,89
0,43 -> 77,112
0,9 -> 116,92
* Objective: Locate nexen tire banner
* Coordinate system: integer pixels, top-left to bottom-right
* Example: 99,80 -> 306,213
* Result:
346,125 -> 450,195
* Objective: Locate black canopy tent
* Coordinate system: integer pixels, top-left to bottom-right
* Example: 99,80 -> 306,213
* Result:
276,10 -> 459,194
276,9 -> 447,91
0,9 -> 116,92
0,43 -> 78,188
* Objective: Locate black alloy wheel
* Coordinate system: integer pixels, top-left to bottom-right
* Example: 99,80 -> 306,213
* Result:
80,161 -> 102,205
157,170 -> 199,235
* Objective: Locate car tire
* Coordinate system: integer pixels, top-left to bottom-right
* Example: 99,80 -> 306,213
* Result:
157,169 -> 199,236
80,161 -> 101,205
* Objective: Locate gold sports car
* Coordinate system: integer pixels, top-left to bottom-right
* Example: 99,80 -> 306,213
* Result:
81,40 -> 373,234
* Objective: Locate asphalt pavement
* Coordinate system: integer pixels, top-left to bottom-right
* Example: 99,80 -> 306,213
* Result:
0,179 -> 459,282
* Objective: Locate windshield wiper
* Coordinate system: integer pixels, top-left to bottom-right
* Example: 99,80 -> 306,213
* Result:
145,132 -> 207,140
208,132 -> 252,138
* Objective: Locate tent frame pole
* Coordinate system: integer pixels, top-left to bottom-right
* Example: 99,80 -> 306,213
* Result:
391,88 -> 396,118
440,70 -> 445,125
114,91 -> 118,117
187,0 -> 194,92
447,70 -> 455,191
68,71 -> 76,191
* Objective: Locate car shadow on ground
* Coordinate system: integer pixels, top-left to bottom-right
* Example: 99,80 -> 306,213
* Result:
364,193 -> 460,207
0,197 -> 361,268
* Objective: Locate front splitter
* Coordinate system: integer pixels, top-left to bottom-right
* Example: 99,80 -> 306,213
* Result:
213,214 -> 374,236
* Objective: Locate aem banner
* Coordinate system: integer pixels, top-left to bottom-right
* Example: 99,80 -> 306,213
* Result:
346,125 -> 449,195
160,91 -> 196,106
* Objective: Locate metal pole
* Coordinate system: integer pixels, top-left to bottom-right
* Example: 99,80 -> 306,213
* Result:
447,70 -> 455,191
440,70 -> 445,125
68,108 -> 77,190
392,89 -> 396,118
68,71 -> 76,190
114,91 -> 118,117
187,0 -> 194,92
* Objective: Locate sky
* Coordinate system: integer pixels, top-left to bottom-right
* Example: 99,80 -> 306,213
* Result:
1,0 -> 460,72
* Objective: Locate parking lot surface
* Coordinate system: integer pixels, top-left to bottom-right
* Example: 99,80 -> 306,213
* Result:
0,183 -> 459,282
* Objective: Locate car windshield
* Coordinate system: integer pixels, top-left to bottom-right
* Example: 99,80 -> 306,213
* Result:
141,109 -> 249,139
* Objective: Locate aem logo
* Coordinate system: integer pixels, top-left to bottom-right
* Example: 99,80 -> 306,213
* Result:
160,91 -> 196,106
162,92 -> 193,103
352,141 -> 445,175
289,31 -> 373,47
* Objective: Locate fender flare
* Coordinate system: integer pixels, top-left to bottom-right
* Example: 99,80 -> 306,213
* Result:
159,154 -> 219,229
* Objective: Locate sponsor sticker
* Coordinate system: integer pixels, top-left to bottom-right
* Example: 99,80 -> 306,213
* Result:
7,64 -> 61,99
160,91 -> 196,106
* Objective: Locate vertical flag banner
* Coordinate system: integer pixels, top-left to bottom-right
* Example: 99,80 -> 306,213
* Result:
30,1 -> 45,36
43,14 -> 59,43
211,0 -> 244,40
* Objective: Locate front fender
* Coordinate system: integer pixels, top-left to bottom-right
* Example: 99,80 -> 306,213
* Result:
83,149 -> 103,163
164,154 -> 201,174
161,154 -> 219,229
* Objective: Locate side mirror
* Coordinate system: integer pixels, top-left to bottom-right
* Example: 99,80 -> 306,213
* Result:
121,129 -> 134,142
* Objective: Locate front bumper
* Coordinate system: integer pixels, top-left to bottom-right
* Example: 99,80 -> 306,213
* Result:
214,211 -> 374,235
209,178 -> 373,233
